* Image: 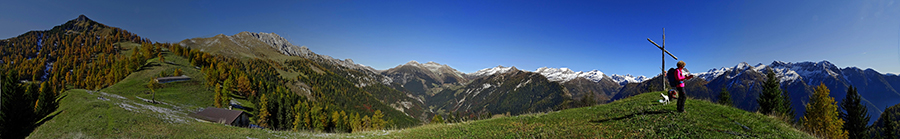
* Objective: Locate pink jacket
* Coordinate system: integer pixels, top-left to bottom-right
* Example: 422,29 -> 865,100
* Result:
676,68 -> 692,87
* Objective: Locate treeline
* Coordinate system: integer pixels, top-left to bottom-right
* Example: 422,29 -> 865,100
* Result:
0,19 -> 148,138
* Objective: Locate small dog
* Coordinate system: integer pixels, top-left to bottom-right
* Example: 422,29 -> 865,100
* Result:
659,89 -> 679,104
659,93 -> 670,104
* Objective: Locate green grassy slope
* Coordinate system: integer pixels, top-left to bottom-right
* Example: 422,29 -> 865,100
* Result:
26,48 -> 342,138
27,89 -> 283,138
100,49 -> 218,109
373,92 -> 814,138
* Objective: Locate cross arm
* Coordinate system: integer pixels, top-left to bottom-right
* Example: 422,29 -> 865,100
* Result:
647,38 -> 678,60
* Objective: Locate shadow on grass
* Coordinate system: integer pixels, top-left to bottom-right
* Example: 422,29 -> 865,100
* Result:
589,110 -> 675,123
7,94 -> 69,138
136,62 -> 162,72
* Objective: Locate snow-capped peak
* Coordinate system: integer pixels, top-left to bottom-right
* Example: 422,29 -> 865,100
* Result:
693,66 -> 730,81
404,60 -> 420,66
609,74 -> 648,85
468,65 -> 518,77
694,60 -> 844,83
735,62 -> 752,70
768,60 -> 839,83
534,67 -> 604,82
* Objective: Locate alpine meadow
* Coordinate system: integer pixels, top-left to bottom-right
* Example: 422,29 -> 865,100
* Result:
3,1 -> 900,138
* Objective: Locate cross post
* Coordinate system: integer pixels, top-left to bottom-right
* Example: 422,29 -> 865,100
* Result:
648,28 -> 678,91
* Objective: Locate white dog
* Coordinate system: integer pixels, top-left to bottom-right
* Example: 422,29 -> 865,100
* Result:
659,89 -> 678,104
659,93 -> 670,104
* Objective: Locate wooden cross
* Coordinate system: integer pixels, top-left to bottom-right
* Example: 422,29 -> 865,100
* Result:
648,28 -> 678,91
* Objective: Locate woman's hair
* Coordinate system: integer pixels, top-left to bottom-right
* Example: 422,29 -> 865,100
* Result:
677,61 -> 686,68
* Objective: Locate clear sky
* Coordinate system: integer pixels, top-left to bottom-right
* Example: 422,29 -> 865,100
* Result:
2,0 -> 899,76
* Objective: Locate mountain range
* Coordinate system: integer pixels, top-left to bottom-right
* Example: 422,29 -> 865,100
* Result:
180,28 -> 900,125
182,30 -> 900,124
693,61 -> 900,124
4,15 -> 898,135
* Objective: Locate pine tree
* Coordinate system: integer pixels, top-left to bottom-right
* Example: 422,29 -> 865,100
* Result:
803,83 -> 848,139
235,73 -> 252,96
36,81 -> 53,115
173,69 -> 182,76
431,114 -> 444,124
884,116 -> 896,139
759,67 -> 784,115
362,115 -> 371,131
147,78 -> 159,103
781,90 -> 795,122
257,93 -> 270,128
214,83 -> 223,108
339,110 -> 349,133
581,91 -> 597,107
350,113 -> 361,132
157,52 -> 164,63
221,77 -> 233,107
840,86 -> 869,139
292,101 -> 302,131
331,111 -> 342,132
372,110 -> 385,129
310,102 -> 323,131
718,87 -> 732,106
320,105 -> 331,132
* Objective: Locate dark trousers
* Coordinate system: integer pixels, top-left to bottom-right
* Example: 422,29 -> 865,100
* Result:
676,87 -> 686,112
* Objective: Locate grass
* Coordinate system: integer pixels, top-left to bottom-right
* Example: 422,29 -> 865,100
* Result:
368,91 -> 815,138
29,80 -> 815,138
27,50 -> 284,138
100,50 -> 216,110
27,89 -> 329,138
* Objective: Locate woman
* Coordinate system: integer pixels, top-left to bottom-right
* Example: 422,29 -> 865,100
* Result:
675,61 -> 694,113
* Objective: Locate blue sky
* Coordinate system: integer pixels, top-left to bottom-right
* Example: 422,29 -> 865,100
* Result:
2,0 -> 899,76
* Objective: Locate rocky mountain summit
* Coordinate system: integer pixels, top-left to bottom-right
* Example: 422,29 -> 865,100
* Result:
241,32 -> 310,57
181,32 -> 377,73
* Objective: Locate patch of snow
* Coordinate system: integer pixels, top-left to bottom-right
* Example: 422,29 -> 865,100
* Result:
752,63 -> 767,71
481,83 -> 492,90
515,79 -> 532,91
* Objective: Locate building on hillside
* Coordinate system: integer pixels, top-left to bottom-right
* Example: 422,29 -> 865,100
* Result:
190,107 -> 250,127
155,75 -> 190,83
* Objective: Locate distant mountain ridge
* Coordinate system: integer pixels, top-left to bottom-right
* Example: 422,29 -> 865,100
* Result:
426,69 -> 570,116
380,61 -> 468,96
655,60 -> 900,124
